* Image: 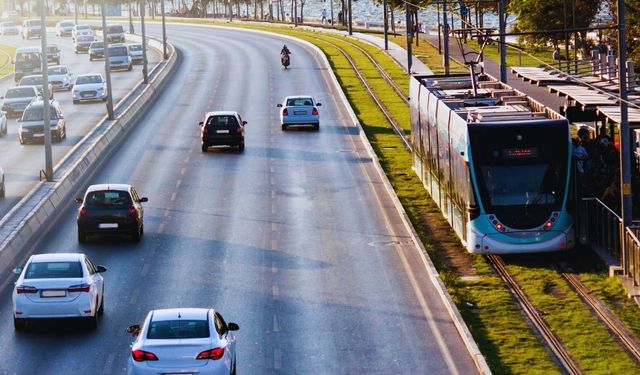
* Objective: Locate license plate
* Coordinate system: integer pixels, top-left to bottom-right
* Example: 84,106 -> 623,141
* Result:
216,130 -> 230,134
294,111 -> 306,115
41,290 -> 66,298
99,223 -> 118,229
82,93 -> 95,97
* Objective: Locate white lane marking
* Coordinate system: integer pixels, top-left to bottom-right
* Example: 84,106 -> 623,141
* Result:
184,156 -> 191,163
102,353 -> 116,374
271,205 -> 276,214
270,165 -> 275,173
272,261 -> 278,275
271,190 -> 276,198
272,285 -> 279,299
129,289 -> 140,305
273,314 -> 279,332
176,179 -> 182,188
270,176 -> 275,186
180,167 -> 186,175
158,223 -> 165,233
141,263 -> 150,277
164,210 -> 170,218
274,347 -> 282,370
271,223 -> 277,232
271,239 -> 278,250
170,192 -> 177,202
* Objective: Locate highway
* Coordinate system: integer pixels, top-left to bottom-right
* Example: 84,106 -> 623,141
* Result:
0,28 -> 160,217
0,24 -> 480,374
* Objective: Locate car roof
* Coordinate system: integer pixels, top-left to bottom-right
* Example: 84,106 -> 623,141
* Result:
47,65 -> 66,70
77,73 -> 102,78
29,253 -> 84,263
16,46 -> 40,53
150,308 -> 212,322
86,183 -> 131,193
26,99 -> 60,108
205,111 -> 239,117
21,75 -> 43,80
108,43 -> 127,48
7,86 -> 36,92
284,95 -> 314,100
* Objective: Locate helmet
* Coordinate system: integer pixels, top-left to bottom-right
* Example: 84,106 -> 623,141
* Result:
283,44 -> 287,49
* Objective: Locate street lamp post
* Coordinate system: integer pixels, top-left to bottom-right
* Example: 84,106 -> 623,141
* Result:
129,0 -> 134,34
141,0 -> 149,83
161,0 -> 167,59
383,0 -> 388,50
101,0 -> 114,119
347,0 -> 352,35
40,0 -> 52,181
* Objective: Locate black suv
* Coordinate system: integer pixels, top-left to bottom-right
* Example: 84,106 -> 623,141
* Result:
47,45 -> 61,65
199,111 -> 246,152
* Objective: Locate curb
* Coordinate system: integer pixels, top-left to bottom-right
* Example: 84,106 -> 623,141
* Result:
0,37 -> 178,276
185,22 -> 491,374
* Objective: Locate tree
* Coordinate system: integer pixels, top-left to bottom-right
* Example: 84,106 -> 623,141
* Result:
603,0 -> 640,67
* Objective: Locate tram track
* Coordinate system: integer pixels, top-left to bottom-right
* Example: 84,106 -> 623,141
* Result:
315,32 -> 640,373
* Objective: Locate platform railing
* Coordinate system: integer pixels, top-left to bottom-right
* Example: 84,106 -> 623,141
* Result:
579,198 -> 622,260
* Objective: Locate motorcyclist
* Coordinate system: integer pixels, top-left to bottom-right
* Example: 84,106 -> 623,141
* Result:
280,44 -> 291,68
281,44 -> 291,56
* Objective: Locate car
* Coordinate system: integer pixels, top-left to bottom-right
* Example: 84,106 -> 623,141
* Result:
199,111 -> 246,152
46,44 -> 61,65
12,253 -> 106,331
0,110 -> 7,136
0,165 -> 4,198
47,65 -> 73,91
18,99 -> 66,144
277,95 -> 322,131
74,34 -> 94,54
13,46 -> 42,83
104,24 -> 125,43
127,308 -> 239,375
1,10 -> 20,21
88,41 -> 104,61
0,21 -> 19,35
55,20 -> 75,37
75,184 -> 148,243
107,43 -> 132,71
21,19 -> 41,39
18,75 -> 53,99
1,86 -> 37,118
71,24 -> 93,40
73,73 -> 107,103
128,43 -> 144,64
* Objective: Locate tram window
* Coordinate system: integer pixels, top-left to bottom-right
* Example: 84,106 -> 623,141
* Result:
481,165 -> 558,206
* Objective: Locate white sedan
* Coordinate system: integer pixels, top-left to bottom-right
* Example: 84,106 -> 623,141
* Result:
127,308 -> 239,375
73,73 -> 107,103
47,65 -> 74,91
12,253 -> 107,330
277,95 -> 322,131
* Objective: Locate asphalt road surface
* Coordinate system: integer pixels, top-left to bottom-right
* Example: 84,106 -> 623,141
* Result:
0,28 -> 160,217
0,24 -> 480,374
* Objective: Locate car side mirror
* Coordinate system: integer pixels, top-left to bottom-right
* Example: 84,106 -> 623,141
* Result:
242,121 -> 247,125
95,265 -> 107,273
139,197 -> 148,203
75,197 -> 83,203
227,322 -> 239,331
198,121 -> 203,127
316,103 -> 322,106
276,104 -> 282,108
13,267 -> 23,275
127,324 -> 141,337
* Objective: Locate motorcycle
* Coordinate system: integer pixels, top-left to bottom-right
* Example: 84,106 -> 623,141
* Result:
281,52 -> 290,69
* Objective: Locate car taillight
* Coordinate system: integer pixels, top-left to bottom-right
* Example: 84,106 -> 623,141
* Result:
312,107 -> 319,115
16,285 -> 38,294
236,126 -> 243,135
196,347 -> 225,360
282,108 -> 288,116
202,126 -> 208,137
127,206 -> 137,217
132,349 -> 158,362
68,283 -> 91,293
79,206 -> 89,217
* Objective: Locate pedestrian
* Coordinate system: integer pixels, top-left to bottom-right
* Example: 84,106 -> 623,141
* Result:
321,8 -> 327,25
552,47 -> 560,61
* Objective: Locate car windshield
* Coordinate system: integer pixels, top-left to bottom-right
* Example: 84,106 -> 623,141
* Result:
47,67 -> 67,75
78,35 -> 93,41
76,75 -> 102,85
77,25 -> 90,30
47,46 -> 58,52
22,108 -> 58,121
147,320 -> 210,339
27,20 -> 41,27
6,87 -> 35,98
2,22 -> 15,27
61,22 -> 74,27
25,261 -> 83,279
108,47 -> 128,56
106,25 -> 123,33
90,42 -> 103,48
15,52 -> 40,63
206,115 -> 238,127
20,77 -> 43,85
129,44 -> 142,52
286,98 -> 314,106
85,190 -> 132,207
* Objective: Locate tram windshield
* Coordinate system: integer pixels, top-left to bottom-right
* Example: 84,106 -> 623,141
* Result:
480,164 -> 560,207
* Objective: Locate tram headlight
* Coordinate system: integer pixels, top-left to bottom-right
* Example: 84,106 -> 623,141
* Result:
542,212 -> 559,231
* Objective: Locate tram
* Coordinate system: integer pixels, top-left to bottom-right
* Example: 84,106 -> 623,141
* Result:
409,73 -> 575,253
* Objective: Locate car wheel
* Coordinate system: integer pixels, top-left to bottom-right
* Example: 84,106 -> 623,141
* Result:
238,142 -> 245,152
231,355 -> 237,375
140,223 -> 144,235
87,311 -> 98,330
78,228 -> 87,243
131,226 -> 141,242
14,317 -> 26,331
2,121 -> 6,136
73,99 -> 79,104
89,56 -> 93,61
98,289 -> 104,315
281,124 -> 287,131
0,182 -> 5,198
201,144 -> 208,152
18,136 -> 24,145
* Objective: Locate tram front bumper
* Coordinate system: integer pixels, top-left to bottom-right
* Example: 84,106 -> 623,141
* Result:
469,227 -> 575,254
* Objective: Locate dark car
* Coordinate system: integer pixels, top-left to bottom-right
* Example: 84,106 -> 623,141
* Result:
18,75 -> 53,99
18,99 -> 66,144
76,184 -> 147,243
199,111 -> 246,152
88,41 -> 104,61
1,86 -> 38,118
46,45 -> 61,65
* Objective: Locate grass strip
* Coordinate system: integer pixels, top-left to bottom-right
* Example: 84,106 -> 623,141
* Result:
0,44 -> 16,78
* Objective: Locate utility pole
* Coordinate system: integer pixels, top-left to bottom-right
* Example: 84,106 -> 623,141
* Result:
161,0 -> 167,59
442,0 -> 449,74
405,2 -> 412,73
330,0 -> 333,26
498,0 -> 506,83
40,0 -> 52,182
129,0 -> 134,33
563,0 -> 570,73
617,0 -> 631,274
101,0 -> 114,119
75,0 -> 78,24
383,0 -> 388,50
347,0 -> 352,35
141,0 -> 149,83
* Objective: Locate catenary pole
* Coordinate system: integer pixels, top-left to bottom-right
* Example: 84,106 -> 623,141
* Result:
101,0 -> 114,119
141,0 -> 148,83
40,0 -> 52,181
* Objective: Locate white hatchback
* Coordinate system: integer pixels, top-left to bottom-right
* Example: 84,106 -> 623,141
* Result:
12,253 -> 107,330
127,308 -> 239,375
277,95 -> 322,131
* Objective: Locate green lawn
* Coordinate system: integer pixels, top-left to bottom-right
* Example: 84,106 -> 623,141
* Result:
0,44 -> 15,78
